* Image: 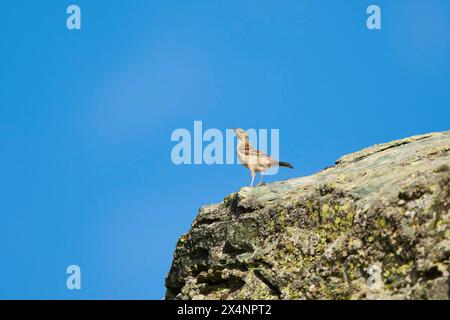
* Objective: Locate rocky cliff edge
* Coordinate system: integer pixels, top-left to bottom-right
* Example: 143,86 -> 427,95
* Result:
166,131 -> 450,300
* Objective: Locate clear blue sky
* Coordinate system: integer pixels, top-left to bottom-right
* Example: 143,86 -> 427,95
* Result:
1,0 -> 449,299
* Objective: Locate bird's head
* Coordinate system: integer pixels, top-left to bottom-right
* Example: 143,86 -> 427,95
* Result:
233,128 -> 249,140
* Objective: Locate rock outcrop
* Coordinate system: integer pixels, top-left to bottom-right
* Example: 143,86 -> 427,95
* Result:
165,131 -> 450,300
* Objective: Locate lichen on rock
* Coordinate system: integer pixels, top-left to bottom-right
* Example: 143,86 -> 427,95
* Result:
165,131 -> 450,300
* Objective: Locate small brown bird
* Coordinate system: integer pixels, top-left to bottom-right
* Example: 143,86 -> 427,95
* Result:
233,128 -> 294,187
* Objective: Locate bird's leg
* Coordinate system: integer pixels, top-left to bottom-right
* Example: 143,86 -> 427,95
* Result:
250,170 -> 255,187
257,173 -> 264,186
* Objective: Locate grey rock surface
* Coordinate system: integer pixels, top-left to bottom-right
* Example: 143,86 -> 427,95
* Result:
166,131 -> 450,299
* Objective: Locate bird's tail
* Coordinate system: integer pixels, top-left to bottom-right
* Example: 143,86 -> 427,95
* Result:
279,161 -> 294,169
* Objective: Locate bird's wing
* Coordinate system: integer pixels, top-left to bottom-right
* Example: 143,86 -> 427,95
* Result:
244,145 -> 274,161
248,148 -> 270,158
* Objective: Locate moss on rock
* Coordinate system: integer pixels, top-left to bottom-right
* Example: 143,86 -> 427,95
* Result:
165,131 -> 450,300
